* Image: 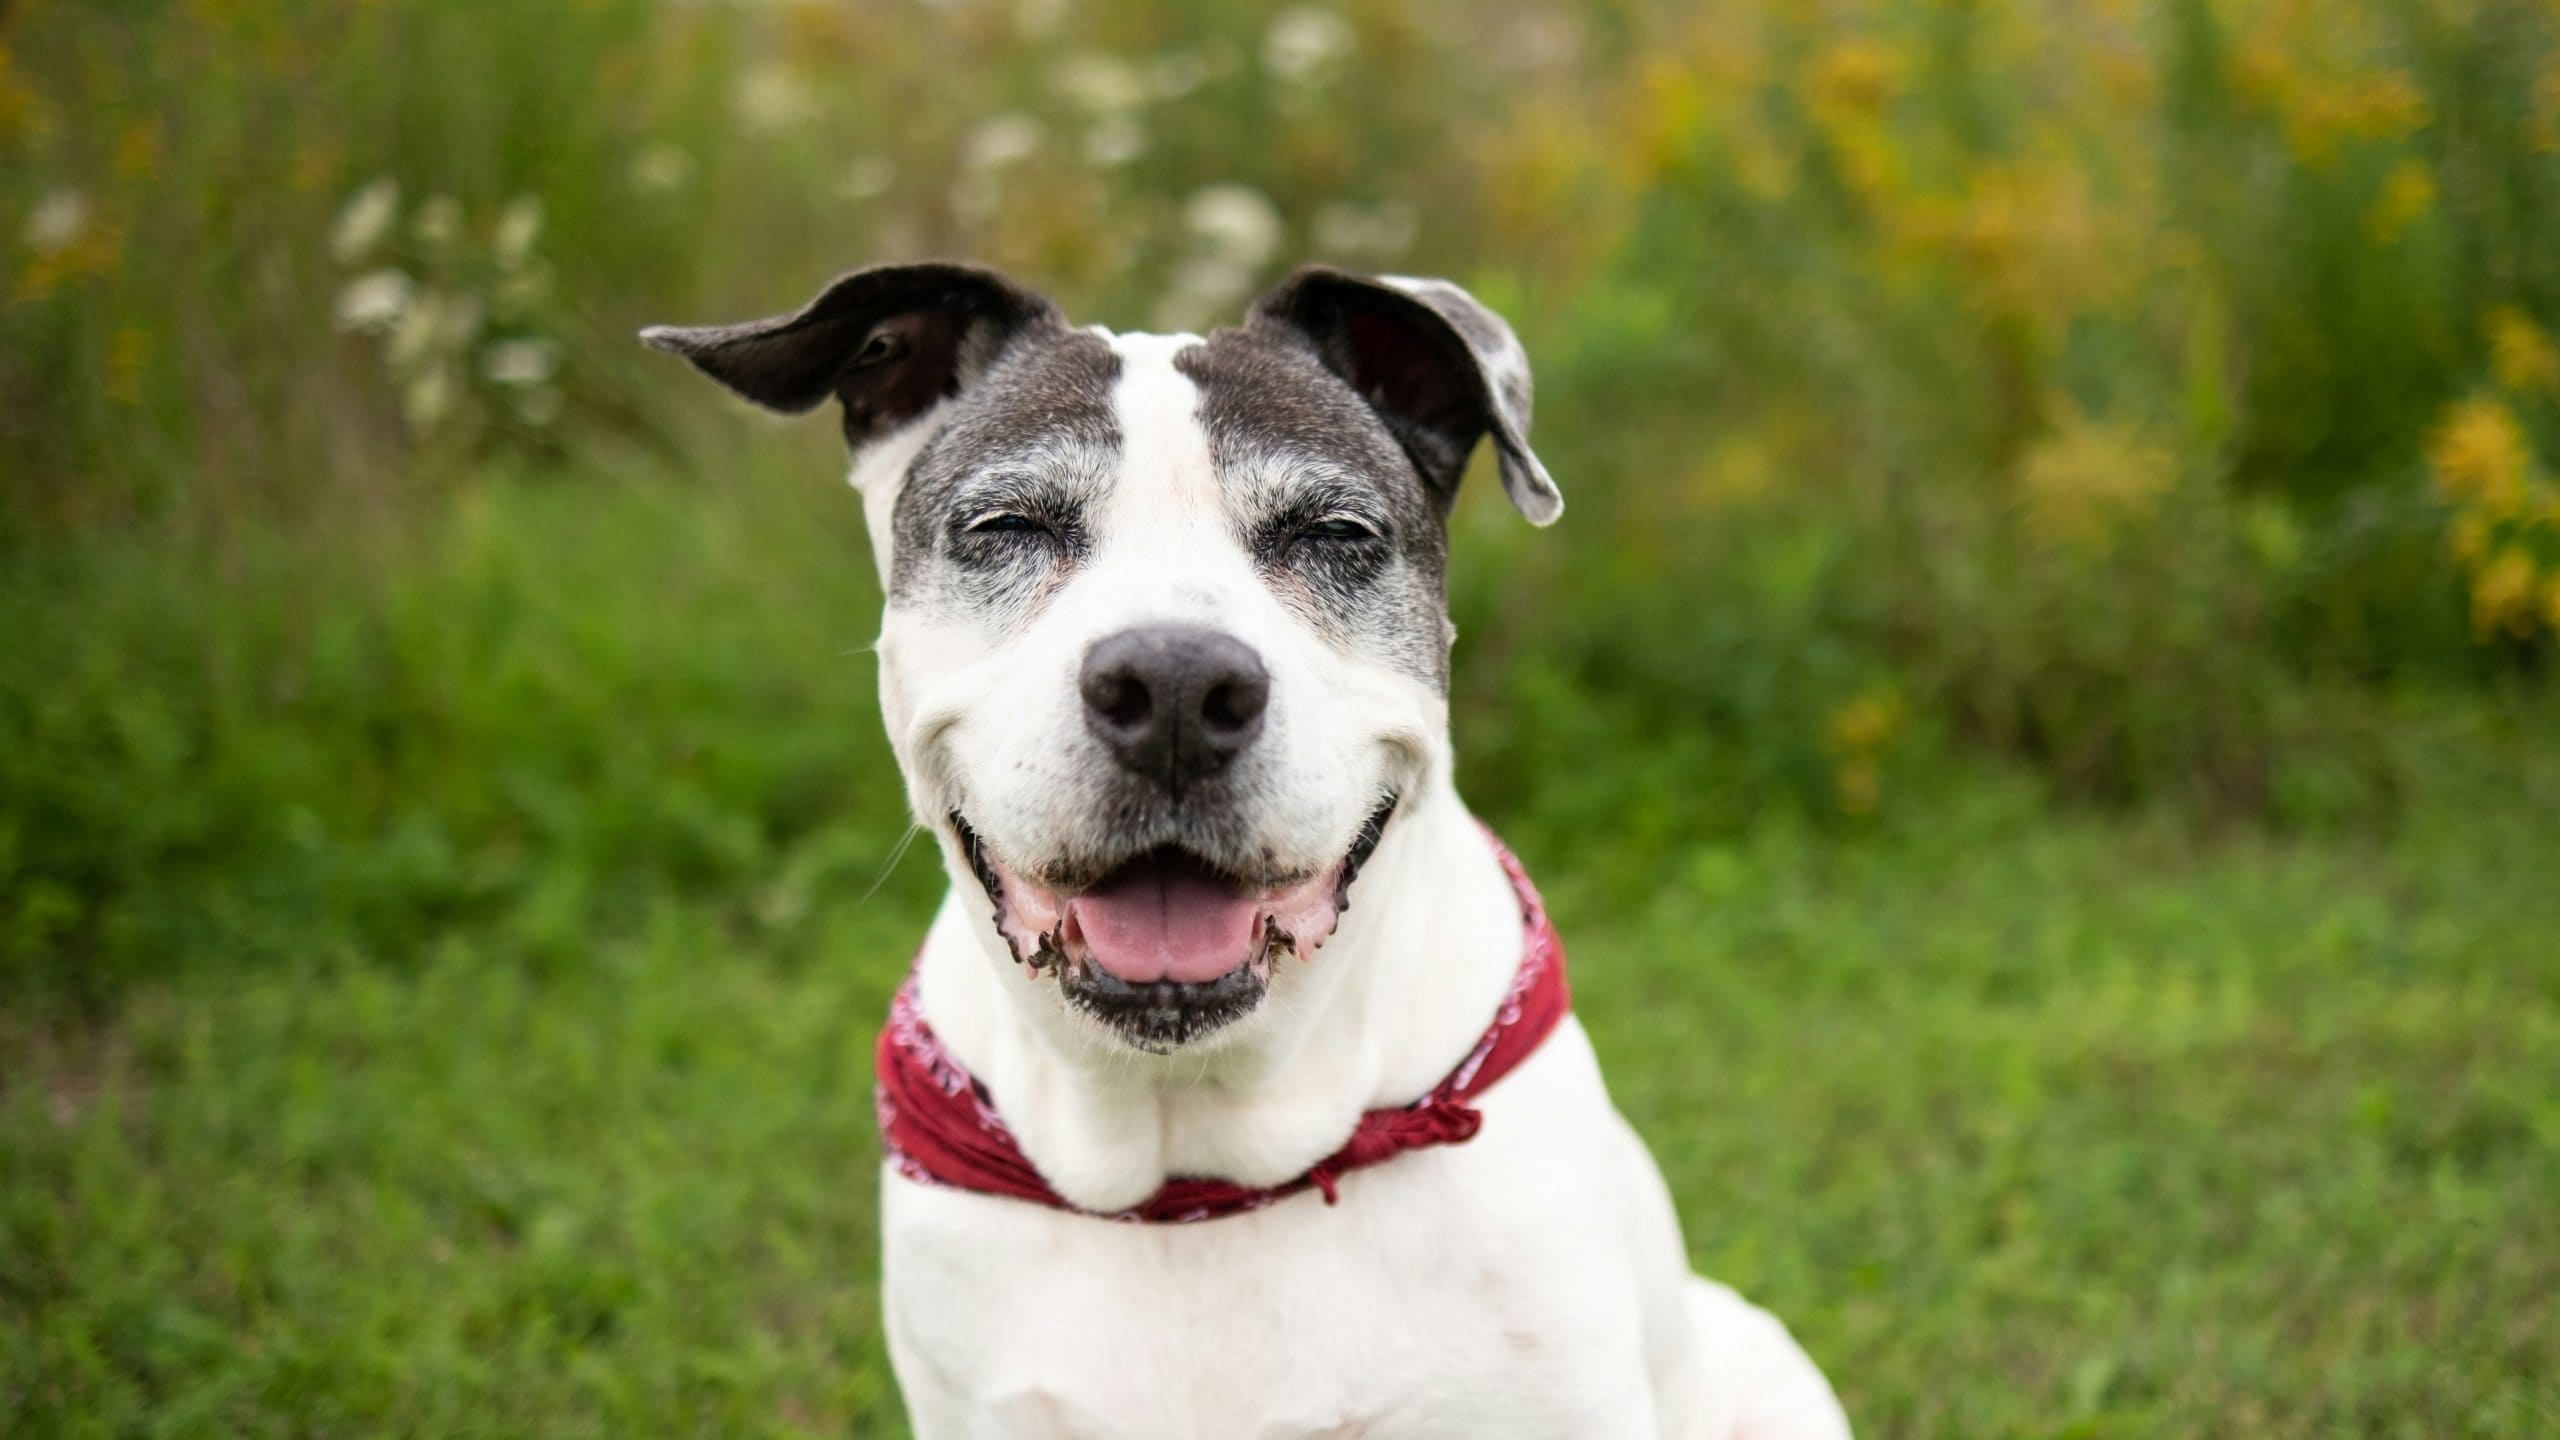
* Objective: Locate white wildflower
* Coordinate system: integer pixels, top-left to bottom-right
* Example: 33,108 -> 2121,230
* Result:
1263,8 -> 1354,83
1185,183 -> 1284,268
1495,11 -> 1583,74
1314,198 -> 1418,258
412,194 -> 463,253
481,337 -> 561,387
1050,51 -> 1146,114
388,290 -> 482,372
628,142 -> 695,195
1154,255 -> 1257,331
1083,115 -> 1148,168
402,365 -> 457,436
330,179 -> 399,263
838,156 -> 897,201
24,190 -> 91,254
961,113 -> 1044,171
1013,0 -> 1065,38
493,196 -> 543,270
386,300 -> 440,370
1176,255 -> 1255,301
333,269 -> 415,332
736,65 -> 816,134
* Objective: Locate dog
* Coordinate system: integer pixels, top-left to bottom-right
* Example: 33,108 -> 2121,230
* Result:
646,263 -> 1851,1439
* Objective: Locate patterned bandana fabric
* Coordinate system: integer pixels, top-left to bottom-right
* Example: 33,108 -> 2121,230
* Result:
874,829 -> 1572,1223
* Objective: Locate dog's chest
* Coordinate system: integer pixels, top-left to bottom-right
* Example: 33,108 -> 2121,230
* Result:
879,1049 -> 1656,1439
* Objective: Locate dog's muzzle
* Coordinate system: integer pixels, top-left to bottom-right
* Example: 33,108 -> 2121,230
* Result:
952,796 -> 1399,1052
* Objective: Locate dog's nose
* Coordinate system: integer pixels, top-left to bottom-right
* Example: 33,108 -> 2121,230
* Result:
1080,624 -> 1270,798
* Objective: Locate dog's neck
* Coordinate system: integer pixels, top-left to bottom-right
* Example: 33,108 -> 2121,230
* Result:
910,783 -> 1527,1213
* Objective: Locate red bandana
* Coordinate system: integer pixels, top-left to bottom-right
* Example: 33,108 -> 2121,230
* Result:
875,830 -> 1571,1223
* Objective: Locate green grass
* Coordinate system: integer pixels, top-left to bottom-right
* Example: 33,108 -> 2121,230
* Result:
6,474 -> 2556,1436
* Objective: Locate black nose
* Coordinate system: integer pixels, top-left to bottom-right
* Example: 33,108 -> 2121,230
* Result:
1080,624 -> 1271,798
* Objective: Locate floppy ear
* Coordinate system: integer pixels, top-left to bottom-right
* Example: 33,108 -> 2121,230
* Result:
1247,267 -> 1562,525
640,262 -> 1061,445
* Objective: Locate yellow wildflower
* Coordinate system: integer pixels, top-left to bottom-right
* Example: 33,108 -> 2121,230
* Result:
1688,432 -> 1781,509
1827,688 -> 1907,757
2230,40 -> 2297,118
1825,686 -> 1903,818
2016,404 -> 2176,549
2470,546 -> 2542,639
2284,72 -> 2428,167
1899,157 -> 2147,324
2229,2 -> 2430,169
2487,307 -> 2560,399
1809,39 -> 1902,123
1631,58 -> 1706,180
2448,510 -> 2492,563
2364,159 -> 2434,244
2426,397 -> 2531,512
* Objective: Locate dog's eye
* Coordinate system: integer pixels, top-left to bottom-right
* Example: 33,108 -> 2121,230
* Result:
1298,516 -> 1379,544
966,511 -> 1048,536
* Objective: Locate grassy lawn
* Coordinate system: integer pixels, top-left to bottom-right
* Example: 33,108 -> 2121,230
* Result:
5,475 -> 2556,1437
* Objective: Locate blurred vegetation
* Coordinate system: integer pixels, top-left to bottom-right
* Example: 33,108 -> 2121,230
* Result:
8,0 -> 2560,825
8,0 -> 2560,988
4,0 -> 2559,1435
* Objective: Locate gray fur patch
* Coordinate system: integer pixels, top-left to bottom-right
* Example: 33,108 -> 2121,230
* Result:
1178,327 -> 1453,690
889,329 -> 1123,617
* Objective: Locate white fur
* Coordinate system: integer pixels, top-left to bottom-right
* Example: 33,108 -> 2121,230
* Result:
860,333 -> 1850,1437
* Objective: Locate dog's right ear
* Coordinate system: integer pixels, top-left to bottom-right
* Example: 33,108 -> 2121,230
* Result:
640,262 -> 1061,445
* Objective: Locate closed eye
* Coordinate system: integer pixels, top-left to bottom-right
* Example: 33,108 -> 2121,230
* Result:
1298,515 -> 1380,543
966,510 -> 1049,536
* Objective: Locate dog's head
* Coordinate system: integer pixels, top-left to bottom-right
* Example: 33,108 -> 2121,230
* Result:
645,263 -> 1557,1053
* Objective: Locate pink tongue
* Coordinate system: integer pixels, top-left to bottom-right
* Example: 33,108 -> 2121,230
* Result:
1071,860 -> 1262,984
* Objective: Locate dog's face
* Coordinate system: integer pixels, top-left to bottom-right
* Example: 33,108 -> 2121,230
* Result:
646,264 -> 1557,1053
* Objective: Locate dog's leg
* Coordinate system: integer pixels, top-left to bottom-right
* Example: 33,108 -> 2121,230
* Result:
1679,1277 -> 1852,1440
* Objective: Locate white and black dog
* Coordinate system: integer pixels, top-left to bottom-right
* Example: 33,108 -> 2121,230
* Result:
646,263 -> 1849,1439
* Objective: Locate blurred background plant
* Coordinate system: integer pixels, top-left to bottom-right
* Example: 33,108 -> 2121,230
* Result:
5,1 -> 2558,1435
9,0 -> 2555,812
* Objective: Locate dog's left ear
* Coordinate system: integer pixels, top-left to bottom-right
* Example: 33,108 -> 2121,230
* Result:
1248,267 -> 1562,525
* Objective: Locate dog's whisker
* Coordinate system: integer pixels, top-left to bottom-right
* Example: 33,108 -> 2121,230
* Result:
853,822 -> 927,906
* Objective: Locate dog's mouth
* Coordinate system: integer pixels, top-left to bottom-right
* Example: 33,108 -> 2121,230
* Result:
951,796 -> 1398,1052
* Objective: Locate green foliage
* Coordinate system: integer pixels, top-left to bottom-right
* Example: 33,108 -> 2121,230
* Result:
0,469 -> 919,1009
7,0 -> 2560,805
7,473 -> 2558,1437
6,0 -> 2560,1433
